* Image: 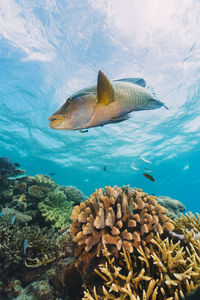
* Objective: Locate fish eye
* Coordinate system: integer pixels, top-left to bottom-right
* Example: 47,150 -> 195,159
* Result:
66,97 -> 72,103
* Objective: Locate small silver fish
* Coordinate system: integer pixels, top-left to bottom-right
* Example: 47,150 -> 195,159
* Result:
144,168 -> 153,173
130,163 -> 139,171
49,70 -> 168,131
140,155 -> 152,164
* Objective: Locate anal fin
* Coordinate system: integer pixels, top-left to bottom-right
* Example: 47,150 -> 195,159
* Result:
110,113 -> 130,123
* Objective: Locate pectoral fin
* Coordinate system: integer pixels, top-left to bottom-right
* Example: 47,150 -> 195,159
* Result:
110,113 -> 130,123
97,70 -> 115,106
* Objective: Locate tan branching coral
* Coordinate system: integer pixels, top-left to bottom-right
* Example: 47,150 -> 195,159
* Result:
83,232 -> 200,300
174,212 -> 200,233
71,186 -> 174,269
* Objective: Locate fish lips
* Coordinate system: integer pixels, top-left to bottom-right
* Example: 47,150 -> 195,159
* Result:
48,114 -> 65,129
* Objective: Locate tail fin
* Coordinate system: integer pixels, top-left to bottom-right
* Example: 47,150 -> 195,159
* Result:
161,102 -> 169,110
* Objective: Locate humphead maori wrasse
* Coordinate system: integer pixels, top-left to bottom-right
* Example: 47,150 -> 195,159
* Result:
48,70 -> 168,131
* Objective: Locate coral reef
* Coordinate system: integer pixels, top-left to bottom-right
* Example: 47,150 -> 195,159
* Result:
34,174 -> 58,190
28,185 -> 50,200
1,162 -> 199,300
0,215 -> 76,298
60,185 -> 88,204
156,195 -> 186,219
71,186 -> 174,271
0,162 -> 88,300
1,207 -> 32,222
38,189 -> 74,229
0,157 -> 25,181
84,228 -> 200,300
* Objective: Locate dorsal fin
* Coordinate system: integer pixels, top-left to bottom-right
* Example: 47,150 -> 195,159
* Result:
97,70 -> 115,106
114,78 -> 146,87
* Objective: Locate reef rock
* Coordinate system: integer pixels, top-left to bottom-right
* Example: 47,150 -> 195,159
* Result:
156,195 -> 186,219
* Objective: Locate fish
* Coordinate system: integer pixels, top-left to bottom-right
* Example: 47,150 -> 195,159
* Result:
183,164 -> 189,171
140,155 -> 152,164
11,216 -> 16,224
144,168 -> 153,172
24,239 -> 28,255
14,162 -> 20,167
49,172 -> 56,176
143,173 -> 156,182
7,174 -> 27,180
48,70 -> 168,131
130,163 -> 139,171
103,166 -> 107,171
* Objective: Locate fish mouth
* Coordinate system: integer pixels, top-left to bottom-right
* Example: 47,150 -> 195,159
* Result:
48,114 -> 65,129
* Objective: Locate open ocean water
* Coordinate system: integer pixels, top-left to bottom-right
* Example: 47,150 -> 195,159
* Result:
1,0 -> 200,212
0,2 -> 200,299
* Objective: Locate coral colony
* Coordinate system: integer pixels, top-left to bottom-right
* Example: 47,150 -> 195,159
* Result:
0,158 -> 200,299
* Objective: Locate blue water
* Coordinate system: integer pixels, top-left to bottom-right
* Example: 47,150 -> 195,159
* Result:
0,0 -> 200,212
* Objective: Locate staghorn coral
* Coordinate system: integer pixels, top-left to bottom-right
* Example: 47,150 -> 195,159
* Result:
38,188 -> 74,229
84,231 -> 200,300
71,186 -> 174,270
173,212 -> 200,233
28,185 -> 50,199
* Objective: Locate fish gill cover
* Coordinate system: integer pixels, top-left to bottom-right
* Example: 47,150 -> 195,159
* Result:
0,0 -> 200,299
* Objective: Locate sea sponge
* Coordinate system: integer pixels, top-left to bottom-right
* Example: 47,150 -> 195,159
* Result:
38,189 -> 74,229
84,231 -> 200,300
71,186 -> 174,270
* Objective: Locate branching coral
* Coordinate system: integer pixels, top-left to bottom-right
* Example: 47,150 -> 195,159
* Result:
71,186 -> 174,270
84,231 -> 200,300
38,189 -> 74,229
174,212 -> 200,233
